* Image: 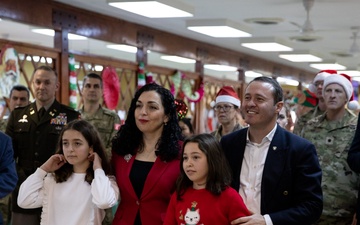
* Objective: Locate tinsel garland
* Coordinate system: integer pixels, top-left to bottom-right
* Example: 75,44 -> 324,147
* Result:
68,54 -> 77,109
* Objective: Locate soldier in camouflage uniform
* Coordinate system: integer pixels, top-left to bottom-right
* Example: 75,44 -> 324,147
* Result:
80,73 -> 120,225
293,70 -> 338,135
0,85 -> 29,225
301,74 -> 359,225
210,86 -> 244,142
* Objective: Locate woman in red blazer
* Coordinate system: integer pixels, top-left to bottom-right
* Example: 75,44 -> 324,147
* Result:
112,83 -> 182,225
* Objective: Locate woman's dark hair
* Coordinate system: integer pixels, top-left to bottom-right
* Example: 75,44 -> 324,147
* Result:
176,133 -> 232,200
54,119 -> 111,184
112,82 -> 182,162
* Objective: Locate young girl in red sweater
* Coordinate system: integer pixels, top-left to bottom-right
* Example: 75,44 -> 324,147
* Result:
164,133 -> 250,225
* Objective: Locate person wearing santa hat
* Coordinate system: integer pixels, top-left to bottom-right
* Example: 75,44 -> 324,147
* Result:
301,73 -> 359,225
210,86 -> 244,142
293,69 -> 337,135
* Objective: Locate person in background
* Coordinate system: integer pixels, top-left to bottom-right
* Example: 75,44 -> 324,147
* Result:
0,85 -> 29,225
17,120 -> 119,225
6,65 -> 80,225
111,82 -> 182,225
293,69 -> 337,135
276,104 -> 294,132
178,117 -> 194,139
0,84 -> 30,131
210,86 -> 243,142
221,76 -> 323,225
163,133 -> 250,225
301,73 -> 359,225
0,132 -> 17,225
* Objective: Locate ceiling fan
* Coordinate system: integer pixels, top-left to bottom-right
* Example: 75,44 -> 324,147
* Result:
289,0 -> 322,42
332,26 -> 360,57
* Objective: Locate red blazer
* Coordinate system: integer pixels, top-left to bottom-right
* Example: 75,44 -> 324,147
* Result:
112,153 -> 180,225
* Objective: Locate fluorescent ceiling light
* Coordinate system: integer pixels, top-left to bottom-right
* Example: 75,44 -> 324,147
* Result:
31,29 -> 87,40
309,62 -> 346,70
204,64 -> 237,71
277,77 -> 299,86
245,71 -> 263,78
107,44 -> 138,53
241,37 -> 293,52
108,0 -> 193,18
187,19 -> 251,38
279,52 -> 322,62
338,70 -> 360,77
160,55 -> 195,63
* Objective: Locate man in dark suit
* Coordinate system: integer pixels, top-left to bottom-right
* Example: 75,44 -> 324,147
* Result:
6,65 -> 80,225
221,76 -> 323,225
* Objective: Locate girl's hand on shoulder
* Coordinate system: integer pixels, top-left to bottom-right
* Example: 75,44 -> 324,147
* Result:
40,154 -> 66,173
88,152 -> 102,170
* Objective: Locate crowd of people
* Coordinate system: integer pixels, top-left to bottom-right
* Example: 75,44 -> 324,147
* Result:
1,66 -> 360,225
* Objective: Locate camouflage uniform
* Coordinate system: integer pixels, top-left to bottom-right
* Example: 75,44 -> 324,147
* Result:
293,105 -> 325,136
210,123 -> 243,142
0,119 -> 7,132
79,106 -> 121,160
79,106 -> 120,225
301,109 -> 359,224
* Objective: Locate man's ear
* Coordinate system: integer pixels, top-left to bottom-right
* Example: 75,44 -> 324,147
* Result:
275,101 -> 284,114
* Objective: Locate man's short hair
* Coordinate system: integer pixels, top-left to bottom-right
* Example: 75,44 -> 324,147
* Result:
83,73 -> 103,88
33,65 -> 58,77
10,84 -> 30,99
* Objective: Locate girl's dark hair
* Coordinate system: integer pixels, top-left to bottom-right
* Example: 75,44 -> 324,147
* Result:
176,133 -> 232,200
112,82 -> 182,162
179,117 -> 194,134
54,119 -> 112,184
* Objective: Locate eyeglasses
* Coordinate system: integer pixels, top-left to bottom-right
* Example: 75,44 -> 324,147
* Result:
314,81 -> 324,87
214,105 -> 234,112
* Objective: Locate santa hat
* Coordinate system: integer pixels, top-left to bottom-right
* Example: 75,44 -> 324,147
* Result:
322,73 -> 359,110
309,70 -> 338,93
210,86 -> 240,108
294,89 -> 318,108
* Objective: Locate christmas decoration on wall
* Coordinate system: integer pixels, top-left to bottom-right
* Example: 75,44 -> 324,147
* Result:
174,98 -> 188,120
170,70 -> 204,102
102,66 -> 120,110
137,62 -> 146,89
68,54 -> 77,109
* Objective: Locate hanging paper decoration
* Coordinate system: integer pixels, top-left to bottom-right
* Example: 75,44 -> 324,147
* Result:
102,66 -> 120,110
137,62 -> 146,89
170,70 -> 204,103
68,54 -> 77,109
174,98 -> 188,120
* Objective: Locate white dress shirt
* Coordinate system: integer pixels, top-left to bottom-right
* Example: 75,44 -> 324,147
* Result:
239,124 -> 277,225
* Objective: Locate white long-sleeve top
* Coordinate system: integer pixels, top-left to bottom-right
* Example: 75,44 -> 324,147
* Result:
18,168 -> 120,225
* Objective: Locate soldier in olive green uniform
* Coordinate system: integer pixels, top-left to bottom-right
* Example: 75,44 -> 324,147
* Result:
293,70 -> 338,136
6,66 -> 80,225
210,86 -> 243,142
80,73 -> 120,225
0,85 -> 30,225
301,74 -> 359,225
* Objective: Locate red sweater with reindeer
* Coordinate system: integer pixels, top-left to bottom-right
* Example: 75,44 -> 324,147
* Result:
163,187 -> 250,225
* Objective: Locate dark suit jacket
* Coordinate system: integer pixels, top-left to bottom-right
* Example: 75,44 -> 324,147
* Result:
6,100 -> 80,213
112,153 -> 180,225
221,126 -> 323,225
347,116 -> 360,225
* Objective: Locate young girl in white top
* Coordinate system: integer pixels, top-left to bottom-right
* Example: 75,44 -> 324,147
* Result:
18,119 -> 119,225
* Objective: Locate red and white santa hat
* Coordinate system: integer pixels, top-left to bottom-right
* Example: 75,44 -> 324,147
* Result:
322,73 -> 359,110
210,86 -> 240,108
309,70 -> 338,93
